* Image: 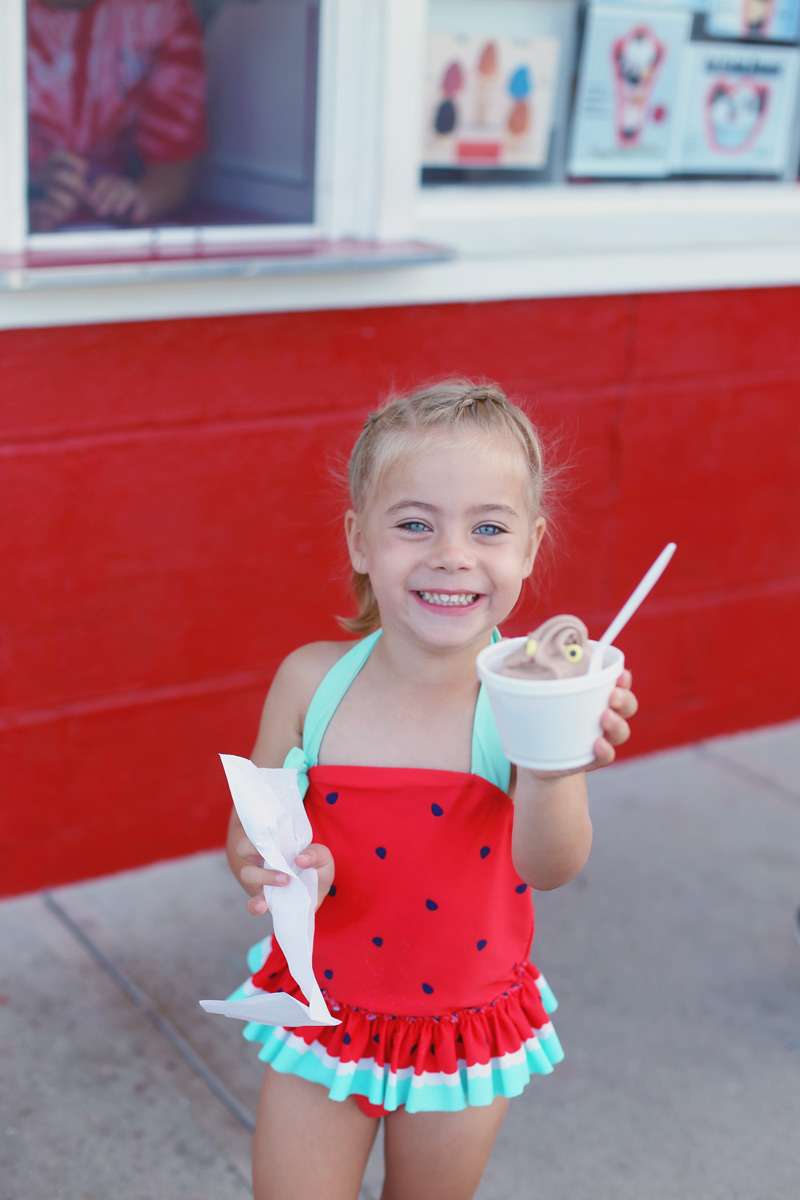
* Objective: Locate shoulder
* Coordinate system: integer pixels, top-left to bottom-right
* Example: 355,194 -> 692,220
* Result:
274,640 -> 359,702
252,640 -> 360,767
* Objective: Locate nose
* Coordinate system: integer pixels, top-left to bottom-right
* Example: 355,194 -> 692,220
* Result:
428,528 -> 476,571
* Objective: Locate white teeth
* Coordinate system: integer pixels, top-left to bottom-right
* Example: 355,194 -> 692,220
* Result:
418,592 -> 478,606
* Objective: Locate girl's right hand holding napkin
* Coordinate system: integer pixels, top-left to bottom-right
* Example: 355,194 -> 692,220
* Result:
231,826 -> 335,916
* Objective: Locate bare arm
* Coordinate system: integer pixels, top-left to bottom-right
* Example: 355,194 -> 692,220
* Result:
511,670 -> 638,890
511,772 -> 593,890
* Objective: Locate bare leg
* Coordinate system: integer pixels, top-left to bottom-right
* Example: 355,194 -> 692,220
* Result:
253,1067 -> 380,1200
380,1096 -> 510,1200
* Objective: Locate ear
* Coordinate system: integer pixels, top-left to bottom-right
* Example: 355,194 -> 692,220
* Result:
522,516 -> 546,579
345,509 -> 369,574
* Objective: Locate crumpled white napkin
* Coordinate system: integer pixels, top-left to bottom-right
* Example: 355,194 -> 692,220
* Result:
200,755 -> 339,1027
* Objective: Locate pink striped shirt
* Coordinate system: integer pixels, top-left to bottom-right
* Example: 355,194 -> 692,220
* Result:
28,0 -> 208,175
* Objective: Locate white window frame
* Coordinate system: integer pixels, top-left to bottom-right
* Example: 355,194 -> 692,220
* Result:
1,0 -> 425,254
3,0 -> 800,330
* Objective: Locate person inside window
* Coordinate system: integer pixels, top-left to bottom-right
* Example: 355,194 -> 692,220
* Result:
27,0 -> 208,232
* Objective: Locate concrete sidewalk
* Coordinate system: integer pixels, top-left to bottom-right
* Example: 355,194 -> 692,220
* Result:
3,721 -> 800,1200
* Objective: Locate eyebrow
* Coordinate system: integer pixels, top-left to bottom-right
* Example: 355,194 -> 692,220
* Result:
385,500 -> 521,519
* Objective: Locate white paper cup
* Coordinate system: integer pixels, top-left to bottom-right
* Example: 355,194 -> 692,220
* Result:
477,637 -> 625,771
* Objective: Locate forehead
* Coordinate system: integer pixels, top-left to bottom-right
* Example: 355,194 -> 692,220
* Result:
374,430 -> 533,511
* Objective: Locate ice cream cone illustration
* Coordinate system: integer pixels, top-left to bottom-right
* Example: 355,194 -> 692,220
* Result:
706,77 -> 769,153
612,25 -> 665,148
506,64 -> 533,152
433,60 -> 464,139
476,40 -> 499,126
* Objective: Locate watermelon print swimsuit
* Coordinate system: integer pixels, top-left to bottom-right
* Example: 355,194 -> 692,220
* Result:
228,630 -> 564,1115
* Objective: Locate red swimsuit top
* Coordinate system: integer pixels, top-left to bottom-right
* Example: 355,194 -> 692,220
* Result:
253,630 -> 535,1018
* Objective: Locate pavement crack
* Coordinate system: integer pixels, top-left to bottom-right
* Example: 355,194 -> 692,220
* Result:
42,890 -> 256,1135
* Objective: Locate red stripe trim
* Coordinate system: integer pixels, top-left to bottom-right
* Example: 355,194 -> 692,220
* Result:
456,141 -> 502,163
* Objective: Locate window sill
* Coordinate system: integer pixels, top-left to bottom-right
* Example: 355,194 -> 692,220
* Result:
0,236 -> 453,292
2,227 -> 800,331
415,181 -> 800,256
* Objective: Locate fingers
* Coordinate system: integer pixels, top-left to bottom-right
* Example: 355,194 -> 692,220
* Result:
296,843 -> 335,911
240,861 -> 289,890
589,674 -> 638,770
294,843 -> 333,871
238,841 -> 336,916
87,175 -> 142,221
41,152 -> 87,205
608,675 -> 639,722
600,704 -> 631,747
240,862 -> 289,917
29,152 -> 88,230
236,835 -> 286,916
30,178 -> 83,229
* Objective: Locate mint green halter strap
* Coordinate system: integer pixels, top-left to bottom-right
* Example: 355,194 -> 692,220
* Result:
299,628 -> 510,793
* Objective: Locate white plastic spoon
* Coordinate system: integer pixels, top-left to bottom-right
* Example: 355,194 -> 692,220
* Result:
587,542 -> 677,674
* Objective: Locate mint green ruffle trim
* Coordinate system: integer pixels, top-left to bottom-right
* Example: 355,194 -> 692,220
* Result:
243,1023 -> 564,1113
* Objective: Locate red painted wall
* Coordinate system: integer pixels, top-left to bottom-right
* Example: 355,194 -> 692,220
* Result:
3,288 -> 800,896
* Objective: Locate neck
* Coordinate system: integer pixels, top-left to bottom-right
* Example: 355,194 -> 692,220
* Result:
371,626 -> 493,695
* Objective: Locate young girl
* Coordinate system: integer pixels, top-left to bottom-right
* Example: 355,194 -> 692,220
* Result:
226,380 -> 638,1200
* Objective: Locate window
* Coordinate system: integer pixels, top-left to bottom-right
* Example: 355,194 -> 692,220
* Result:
421,0 -> 800,186
24,0 -> 321,240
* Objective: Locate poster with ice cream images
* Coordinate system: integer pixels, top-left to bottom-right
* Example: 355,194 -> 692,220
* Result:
670,43 -> 800,172
707,0 -> 800,41
567,5 -> 692,177
422,32 -> 560,169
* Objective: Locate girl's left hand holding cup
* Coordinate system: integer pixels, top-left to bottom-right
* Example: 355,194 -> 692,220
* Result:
236,836 -> 335,915
592,669 -> 638,769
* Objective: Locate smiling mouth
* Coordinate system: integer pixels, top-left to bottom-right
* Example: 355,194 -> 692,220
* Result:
416,591 -> 480,607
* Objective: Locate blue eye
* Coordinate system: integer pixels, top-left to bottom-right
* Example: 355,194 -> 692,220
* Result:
475,523 -> 504,536
399,520 -> 430,533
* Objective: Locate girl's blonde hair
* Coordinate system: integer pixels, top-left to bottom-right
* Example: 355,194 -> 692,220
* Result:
340,379 -> 549,637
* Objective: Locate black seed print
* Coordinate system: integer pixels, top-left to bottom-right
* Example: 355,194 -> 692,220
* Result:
426,899 -> 438,911
477,939 -> 487,951
480,846 -> 491,859
372,937 -> 383,947
422,982 -> 434,994
324,969 -> 334,979
325,792 -> 338,804
516,883 -> 528,893
376,847 -> 387,859
343,1033 -> 352,1045
328,885 -> 337,896
373,1034 -> 380,1043
431,803 -> 444,816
